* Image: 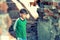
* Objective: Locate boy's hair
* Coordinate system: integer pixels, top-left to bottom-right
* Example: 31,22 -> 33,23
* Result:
19,9 -> 27,14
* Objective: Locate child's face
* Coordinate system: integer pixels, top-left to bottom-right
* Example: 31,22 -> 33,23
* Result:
0,2 -> 8,12
20,13 -> 27,19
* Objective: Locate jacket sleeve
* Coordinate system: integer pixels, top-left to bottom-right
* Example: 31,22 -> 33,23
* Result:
13,18 -> 19,31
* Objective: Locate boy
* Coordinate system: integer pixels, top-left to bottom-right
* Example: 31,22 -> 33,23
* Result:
14,9 -> 28,40
0,1 -> 13,40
